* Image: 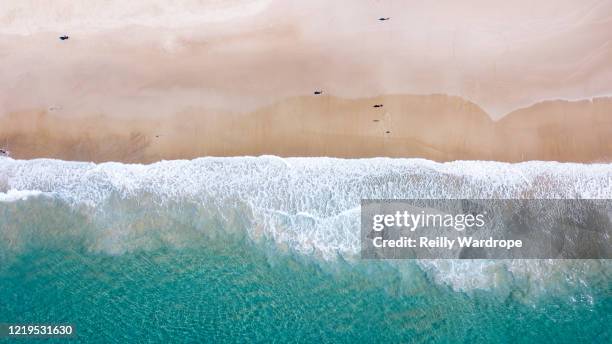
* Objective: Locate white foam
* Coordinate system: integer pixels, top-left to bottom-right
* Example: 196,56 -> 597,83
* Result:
0,189 -> 43,202
1,156 -> 610,296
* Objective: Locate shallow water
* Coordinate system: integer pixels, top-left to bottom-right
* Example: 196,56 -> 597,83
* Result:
2,236 -> 610,343
1,157 -> 610,342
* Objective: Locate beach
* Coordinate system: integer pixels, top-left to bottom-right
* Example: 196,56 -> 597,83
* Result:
1,1 -> 611,342
1,0 -> 612,162
2,95 -> 612,162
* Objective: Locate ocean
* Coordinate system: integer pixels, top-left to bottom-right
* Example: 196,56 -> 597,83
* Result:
1,156 -> 610,343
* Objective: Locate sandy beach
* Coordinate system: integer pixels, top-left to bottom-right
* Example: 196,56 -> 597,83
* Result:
2,3 -> 612,342
1,0 -> 611,162
2,95 -> 611,163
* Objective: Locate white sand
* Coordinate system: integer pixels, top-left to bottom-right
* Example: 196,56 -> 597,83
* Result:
0,1 -> 611,161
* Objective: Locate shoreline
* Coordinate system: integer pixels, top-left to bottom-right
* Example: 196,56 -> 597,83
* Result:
2,94 -> 611,163
3,155 -> 612,165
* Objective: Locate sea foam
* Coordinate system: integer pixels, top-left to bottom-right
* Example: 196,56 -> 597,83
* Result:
0,189 -> 44,202
1,156 -> 611,296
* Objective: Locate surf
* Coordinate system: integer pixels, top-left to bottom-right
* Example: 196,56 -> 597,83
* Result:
0,156 -> 611,298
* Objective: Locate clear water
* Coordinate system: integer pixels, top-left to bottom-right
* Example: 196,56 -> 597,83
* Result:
2,235 -> 610,343
1,157 -> 611,343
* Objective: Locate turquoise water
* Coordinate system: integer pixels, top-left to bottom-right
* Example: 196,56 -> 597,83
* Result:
1,233 -> 610,343
1,157 -> 611,342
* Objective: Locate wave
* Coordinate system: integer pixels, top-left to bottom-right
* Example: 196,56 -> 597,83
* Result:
0,189 -> 44,202
1,156 -> 611,298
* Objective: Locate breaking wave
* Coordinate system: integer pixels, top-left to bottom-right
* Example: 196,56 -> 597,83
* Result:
1,156 -> 610,299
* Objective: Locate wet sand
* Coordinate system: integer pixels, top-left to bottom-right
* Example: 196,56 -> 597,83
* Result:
2,95 -> 611,163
